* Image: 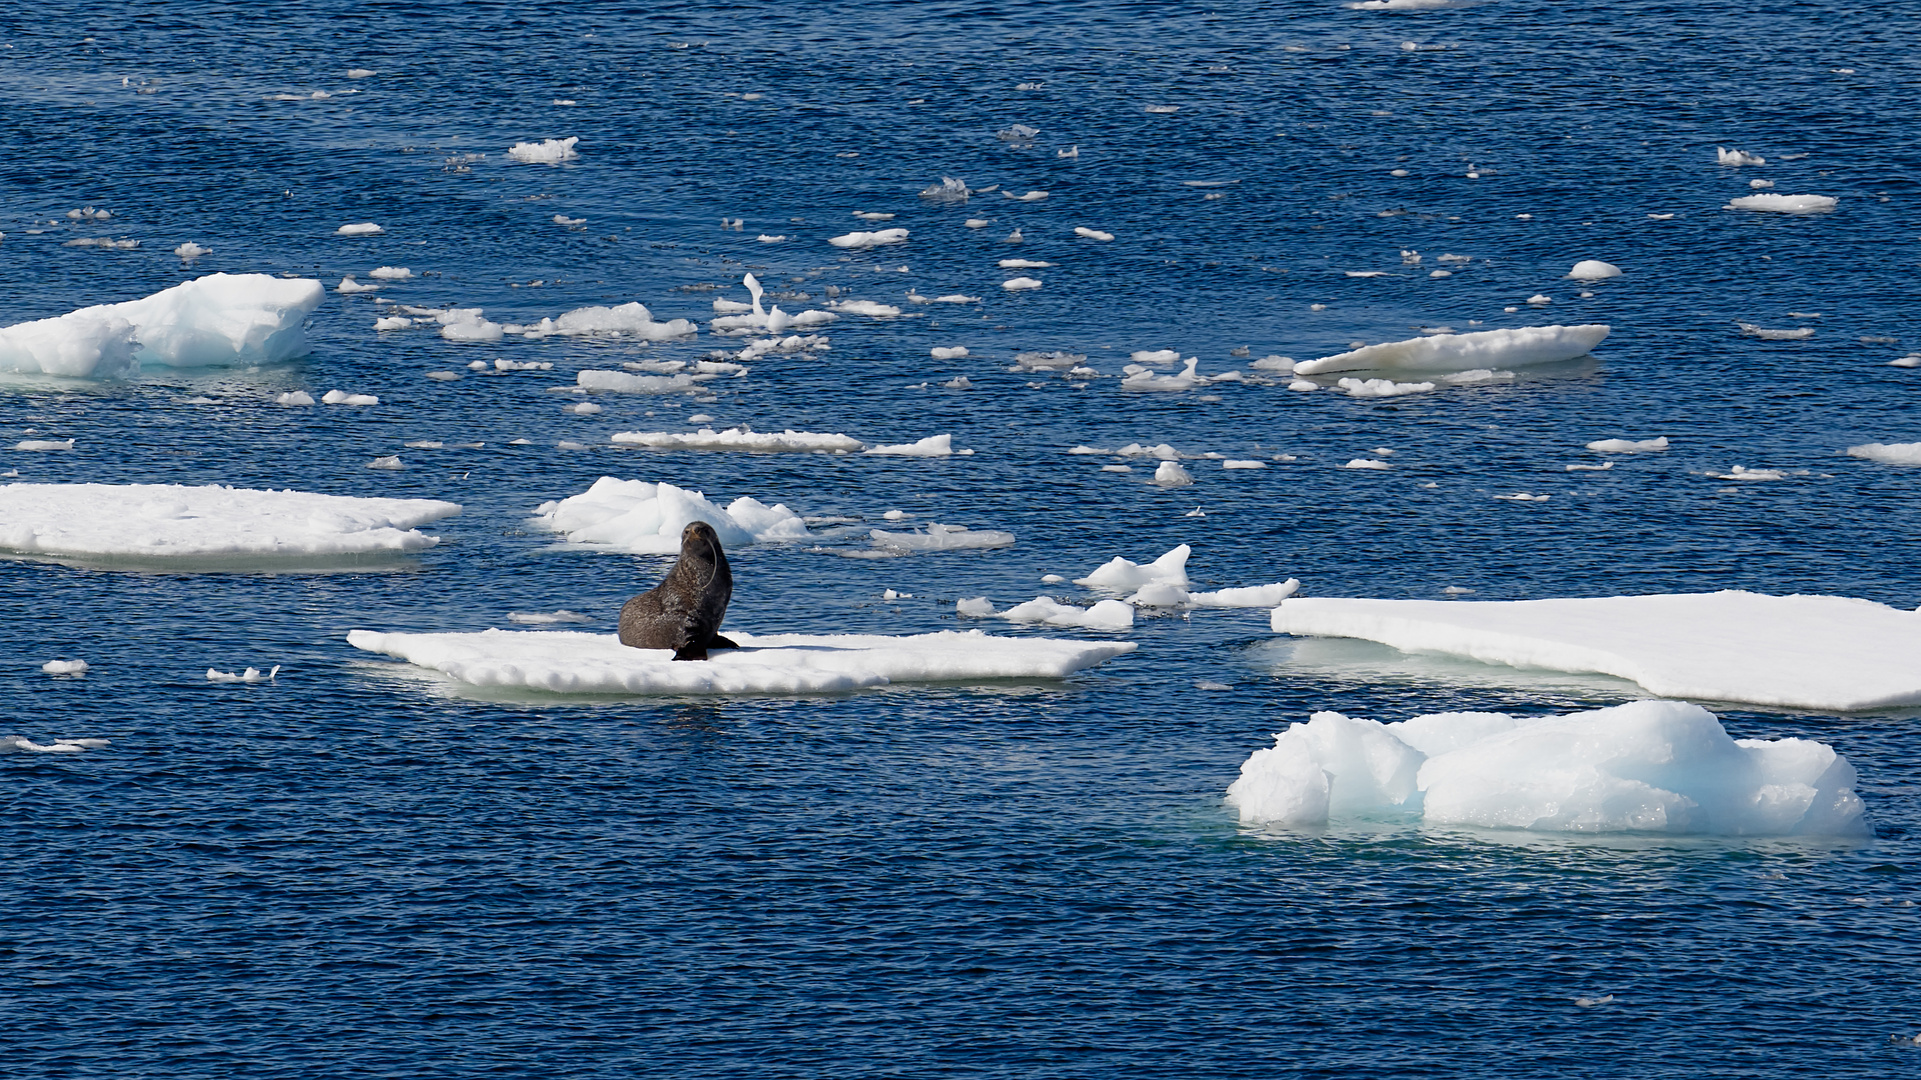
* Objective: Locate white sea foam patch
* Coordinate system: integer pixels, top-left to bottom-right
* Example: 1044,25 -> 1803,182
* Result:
532,478 -> 809,554
1848,442 -> 1921,466
0,483 -> 460,562
0,273 -> 325,377
1226,699 -> 1866,836
1270,591 -> 1921,712
1294,325 -> 1610,376
347,627 -> 1135,694
612,427 -> 864,453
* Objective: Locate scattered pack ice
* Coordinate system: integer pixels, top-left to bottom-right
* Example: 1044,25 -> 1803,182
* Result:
1226,699 -> 1866,836
0,483 -> 460,563
347,627 -> 1136,694
1270,590 -> 1921,711
531,478 -> 810,554
0,273 -> 326,377
612,427 -> 864,453
1294,325 -> 1610,376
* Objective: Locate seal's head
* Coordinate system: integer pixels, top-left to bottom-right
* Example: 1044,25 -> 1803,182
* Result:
681,521 -> 722,559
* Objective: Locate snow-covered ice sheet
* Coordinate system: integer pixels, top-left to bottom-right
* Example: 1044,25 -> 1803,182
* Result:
532,477 -> 809,554
1226,699 -> 1866,836
611,427 -> 863,453
0,273 -> 325,377
1294,325 -> 1610,376
347,627 -> 1135,694
1270,591 -> 1921,711
0,483 -> 460,565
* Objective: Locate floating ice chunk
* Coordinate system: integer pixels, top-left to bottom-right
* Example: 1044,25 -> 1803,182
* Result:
373,316 -> 412,330
1737,322 -> 1815,340
1076,544 -> 1190,591
0,273 -> 325,377
15,439 -> 74,450
508,610 -> 594,624
322,389 -> 378,405
1708,465 -> 1786,481
1575,995 -> 1616,1008
1144,104 -> 1180,114
1223,460 -> 1266,469
1003,597 -> 1135,631
611,427 -> 863,453
829,227 -> 909,250
174,242 -> 210,259
1442,368 -> 1514,384
1251,355 -> 1295,372
42,659 -> 89,675
564,402 -> 602,415
1725,193 -> 1836,214
207,665 -> 279,683
1190,580 -> 1301,608
1115,443 -> 1182,460
337,277 -> 379,293
532,477 -> 809,554
1567,260 -> 1621,280
1295,325 -> 1610,376
965,219 -> 992,229
1074,227 -> 1115,242
1342,458 -> 1391,470
1338,376 -> 1436,398
1006,190 -> 1048,202
1587,436 -> 1667,453
275,390 -> 315,405
1058,145 -> 1079,158
1227,699 -> 1866,835
495,358 -> 553,372
1287,379 -> 1318,392
1716,146 -> 1766,166
1271,590 -> 1921,711
1000,259 -> 1053,270
956,597 -> 997,617
1526,294 -> 1551,306
1493,492 -> 1550,501
852,211 -> 896,222
553,214 -> 586,227
1848,442 -> 1921,466
997,124 -> 1040,141
920,176 -> 971,201
756,234 -> 788,242
1749,178 -> 1775,189
865,434 -> 969,457
942,376 -> 973,390
870,523 -> 1014,551
348,627 -> 1135,694
336,222 -> 383,236
1154,461 -> 1193,486
1,736 -> 111,753
1002,277 -> 1043,291
828,299 -> 903,317
369,266 -> 413,280
577,370 -> 714,394
1566,461 -> 1613,472
931,346 -> 969,360
346,68 -> 375,78
507,136 -> 580,163
367,455 -> 403,469
1130,349 -> 1180,366
0,483 -> 459,563
512,302 -> 698,340
437,308 -> 503,342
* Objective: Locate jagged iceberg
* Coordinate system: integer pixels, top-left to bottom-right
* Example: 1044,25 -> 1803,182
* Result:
1293,324 -> 1610,376
0,273 -> 325,377
1227,699 -> 1866,837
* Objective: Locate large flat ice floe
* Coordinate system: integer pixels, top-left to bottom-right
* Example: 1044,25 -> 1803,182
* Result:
1293,324 -> 1610,376
0,273 -> 325,377
347,627 -> 1136,694
1226,699 -> 1866,836
1270,591 -> 1921,712
0,483 -> 460,564
532,477 -> 809,554
611,427 -> 864,453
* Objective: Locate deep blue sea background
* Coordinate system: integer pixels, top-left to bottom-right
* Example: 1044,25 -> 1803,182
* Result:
6,1 -> 1921,1075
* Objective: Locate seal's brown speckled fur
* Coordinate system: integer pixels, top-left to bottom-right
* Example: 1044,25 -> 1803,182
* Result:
618,521 -> 737,660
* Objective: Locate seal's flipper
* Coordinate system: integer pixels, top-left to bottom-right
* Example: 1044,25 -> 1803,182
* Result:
671,645 -> 709,661
708,634 -> 739,651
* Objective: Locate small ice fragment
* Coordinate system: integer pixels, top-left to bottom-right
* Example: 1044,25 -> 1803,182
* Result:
369,266 -> 413,280
1074,227 -> 1115,241
507,610 -> 594,624
1724,193 -> 1836,214
275,390 -> 315,405
1144,104 -> 1180,114
41,659 -> 89,675
374,316 -> 413,330
1288,379 -> 1318,392
207,665 -> 279,683
367,455 -> 403,469
174,242 -> 210,259
956,597 -> 997,617
1527,294 -> 1551,305
1154,461 -> 1193,486
931,346 -> 969,360
424,371 -> 460,381
1223,460 -> 1266,469
507,136 -> 580,163
1493,492 -> 1550,502
1716,146 -> 1765,166
1337,377 -> 1435,398
1709,465 -> 1786,481
1102,464 -> 1132,472
335,222 -> 383,236
1567,461 -> 1615,472
965,219 -> 992,229
1574,995 -> 1616,1008
565,402 -> 603,414
829,227 -> 909,250
1002,277 -> 1043,291
1567,260 -> 1621,280
346,68 -> 376,78
553,214 -> 585,226
1004,228 -> 1024,243
1738,322 -> 1815,341
1749,179 -> 1775,190
15,439 -> 75,450
1587,436 -> 1667,453
337,277 -> 379,293
942,376 -> 972,390
853,211 -> 896,222
1042,574 -> 1065,584
1342,458 -> 1391,470
322,390 -> 379,405
1442,586 -> 1474,595
997,124 -> 1040,141
1002,596 -> 1135,631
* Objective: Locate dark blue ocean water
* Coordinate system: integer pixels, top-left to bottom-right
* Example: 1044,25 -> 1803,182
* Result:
7,1 -> 1921,1075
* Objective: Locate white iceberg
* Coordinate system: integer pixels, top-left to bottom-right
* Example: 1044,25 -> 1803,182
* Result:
869,523 -> 1014,551
1001,597 -> 1135,631
531,477 -> 809,554
347,627 -> 1135,695
1724,193 -> 1836,214
0,273 -> 326,377
507,136 -> 580,163
0,483 -> 460,564
1293,325 -> 1610,376
1848,442 -> 1921,466
1270,590 -> 1921,712
611,427 -> 863,453
1227,699 -> 1866,836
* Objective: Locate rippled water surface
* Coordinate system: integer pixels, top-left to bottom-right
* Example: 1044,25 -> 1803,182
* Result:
7,1 -> 1921,1075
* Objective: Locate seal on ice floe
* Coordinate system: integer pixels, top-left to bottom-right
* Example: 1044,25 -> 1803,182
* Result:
619,521 -> 737,660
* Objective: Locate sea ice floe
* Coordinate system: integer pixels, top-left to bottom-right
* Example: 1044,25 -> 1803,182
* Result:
369,266 -> 413,280
347,627 -> 1135,694
956,597 -> 997,616
1493,492 -> 1550,502
1342,458 -> 1392,470
828,299 -> 903,317
1076,544 -> 1190,591
208,665 -> 279,683
1724,193 -> 1836,214
829,228 -> 909,250
1002,597 -> 1136,631
921,176 -> 972,201
612,427 -> 864,453
1566,260 -> 1621,280
1189,581 -> 1302,608
336,223 -> 383,237
577,370 -> 716,394
275,390 -> 315,405
14,439 -> 74,450
1075,227 -> 1115,241
1587,436 -> 1667,453
337,277 -> 379,293
1737,322 -> 1815,340
1271,590 -> 1921,711
533,478 -> 808,555
1707,465 -> 1787,481
865,434 -> 971,457
507,137 -> 580,163
41,659 -> 89,675
374,316 -> 412,330
1223,460 -> 1266,469
322,389 -> 378,405
931,346 -> 969,360
438,308 -> 504,342
1848,442 -> 1921,466
1002,277 -> 1043,291
1226,699 -> 1865,836
1338,376 -> 1436,398
1,736 -> 111,754
367,455 -> 403,469
0,483 -> 459,563
0,273 -> 325,377
1716,146 -> 1766,166
1154,461 -> 1193,486
870,523 -> 1014,551
506,302 -> 698,340
174,242 -> 210,259
1293,325 -> 1609,376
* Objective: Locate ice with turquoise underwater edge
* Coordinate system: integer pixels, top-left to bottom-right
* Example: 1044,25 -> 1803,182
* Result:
6,0 -> 1921,1075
